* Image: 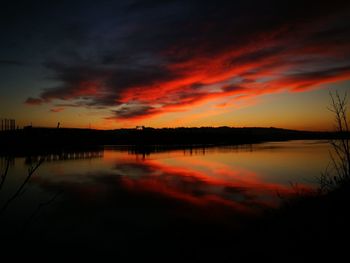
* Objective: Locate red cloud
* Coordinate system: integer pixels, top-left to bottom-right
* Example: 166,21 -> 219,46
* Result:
25,97 -> 43,105
50,107 -> 65,113
24,8 -> 350,122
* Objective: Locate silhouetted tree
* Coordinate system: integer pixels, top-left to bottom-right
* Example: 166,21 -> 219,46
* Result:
320,91 -> 350,192
0,157 -> 10,192
0,158 -> 43,214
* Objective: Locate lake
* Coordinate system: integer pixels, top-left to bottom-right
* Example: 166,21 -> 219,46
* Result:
0,140 -> 332,258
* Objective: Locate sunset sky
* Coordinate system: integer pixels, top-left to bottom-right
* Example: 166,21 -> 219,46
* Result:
1,0 -> 350,130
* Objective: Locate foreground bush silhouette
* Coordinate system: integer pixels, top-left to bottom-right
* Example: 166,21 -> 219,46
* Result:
252,91 -> 350,262
319,91 -> 350,192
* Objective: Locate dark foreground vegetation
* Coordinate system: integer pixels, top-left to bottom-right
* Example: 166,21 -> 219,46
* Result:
0,126 -> 345,155
253,181 -> 350,262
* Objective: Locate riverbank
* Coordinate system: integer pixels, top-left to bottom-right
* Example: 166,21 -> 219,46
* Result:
0,126 -> 342,155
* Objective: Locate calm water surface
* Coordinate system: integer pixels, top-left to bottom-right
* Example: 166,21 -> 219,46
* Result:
0,140 -> 331,256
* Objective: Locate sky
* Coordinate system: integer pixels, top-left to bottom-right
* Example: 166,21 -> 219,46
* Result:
1,0 -> 350,130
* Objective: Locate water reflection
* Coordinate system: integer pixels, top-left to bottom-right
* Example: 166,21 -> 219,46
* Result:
0,140 -> 330,257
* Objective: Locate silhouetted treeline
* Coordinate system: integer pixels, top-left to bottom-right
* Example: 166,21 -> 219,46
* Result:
0,126 -> 347,155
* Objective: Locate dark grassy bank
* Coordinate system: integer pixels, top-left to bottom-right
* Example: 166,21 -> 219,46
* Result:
3,182 -> 349,262
245,181 -> 350,262
0,126 -> 343,155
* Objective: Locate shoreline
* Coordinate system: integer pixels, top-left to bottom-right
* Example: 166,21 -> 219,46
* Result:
0,126 -> 343,156
0,126 -> 341,146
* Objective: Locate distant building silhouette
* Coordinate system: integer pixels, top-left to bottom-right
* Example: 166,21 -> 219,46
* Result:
0,119 -> 16,131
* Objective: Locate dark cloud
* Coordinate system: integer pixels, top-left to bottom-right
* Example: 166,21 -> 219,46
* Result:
104,65 -> 177,91
0,59 -> 22,66
222,85 -> 246,93
228,47 -> 286,67
287,65 -> 350,80
111,104 -> 160,119
29,60 -> 178,111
